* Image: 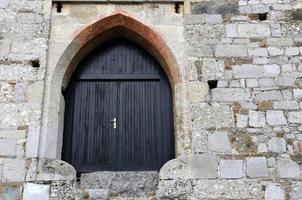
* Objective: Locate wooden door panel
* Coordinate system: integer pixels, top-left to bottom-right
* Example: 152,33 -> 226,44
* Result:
118,81 -> 162,170
67,82 -> 118,172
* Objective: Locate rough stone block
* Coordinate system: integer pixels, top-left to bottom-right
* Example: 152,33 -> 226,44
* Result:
192,103 -> 234,129
0,185 -> 22,200
157,179 -> 192,199
225,24 -> 238,38
277,159 -> 301,178
265,183 -> 285,200
23,183 -> 50,200
289,112 -> 302,124
0,139 -> 16,156
81,171 -> 159,197
85,189 -> 110,200
201,58 -> 224,80
238,24 -> 271,38
212,88 -> 251,102
246,79 -> 259,88
2,159 -> 26,182
275,76 -> 297,87
188,82 -> 209,103
294,89 -> 302,99
268,137 -> 286,153
291,182 -> 302,200
15,82 -> 27,103
188,154 -> 219,179
267,38 -> 294,47
26,125 -> 40,158
249,110 -> 266,127
254,90 -> 283,101
0,0 -> 9,8
285,47 -> 300,56
248,48 -> 268,57
273,101 -> 299,110
233,64 -> 280,78
208,131 -> 231,153
192,129 -> 208,153
236,114 -> 248,128
259,78 -> 275,87
220,160 -> 244,179
215,44 -> 248,57
190,180 -> 262,199
266,110 -> 287,126
205,14 -> 222,24
246,157 -> 269,178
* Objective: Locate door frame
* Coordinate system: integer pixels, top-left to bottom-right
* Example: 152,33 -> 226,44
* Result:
39,11 -> 190,168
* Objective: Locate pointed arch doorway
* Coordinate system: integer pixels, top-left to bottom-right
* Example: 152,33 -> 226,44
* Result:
62,37 -> 175,173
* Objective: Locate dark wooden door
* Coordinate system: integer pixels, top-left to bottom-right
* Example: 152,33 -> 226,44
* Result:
62,38 -> 174,173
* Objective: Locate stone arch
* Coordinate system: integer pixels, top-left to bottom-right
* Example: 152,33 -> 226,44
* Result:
40,10 -> 183,160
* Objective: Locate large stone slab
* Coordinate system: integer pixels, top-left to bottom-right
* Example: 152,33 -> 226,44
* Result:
23,183 -> 50,200
246,157 -> 269,178
192,103 -> 234,129
189,179 -> 262,199
160,154 -> 218,179
80,171 -> 159,197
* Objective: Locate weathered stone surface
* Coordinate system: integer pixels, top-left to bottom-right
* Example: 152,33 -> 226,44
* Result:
0,139 -> 16,156
273,101 -> 299,110
233,64 -> 280,78
208,131 -> 231,153
289,112 -> 302,124
23,183 -> 50,200
157,179 -> 192,199
189,180 -> 262,199
212,88 -> 251,102
205,14 -> 222,24
215,44 -> 248,57
249,110 -> 266,127
254,90 -> 283,101
294,89 -> 302,99
188,82 -> 208,103
291,182 -> 302,200
0,185 -> 22,200
246,157 -> 269,178
219,160 -> 244,179
268,137 -> 286,153
50,181 -> 84,200
81,171 -> 158,197
201,58 -> 224,80
225,24 -> 238,38
160,154 -> 218,179
248,48 -> 268,57
85,189 -> 110,200
192,129 -> 208,153
265,183 -> 285,200
277,159 -> 301,178
192,103 -> 234,129
236,114 -> 248,128
2,159 -> 26,182
266,110 -> 287,126
238,24 -> 271,38
37,159 -> 77,181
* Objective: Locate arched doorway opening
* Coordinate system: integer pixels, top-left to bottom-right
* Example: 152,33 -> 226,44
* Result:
62,37 -> 174,173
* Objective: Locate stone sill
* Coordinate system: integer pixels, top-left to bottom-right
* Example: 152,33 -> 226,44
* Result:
53,0 -> 183,3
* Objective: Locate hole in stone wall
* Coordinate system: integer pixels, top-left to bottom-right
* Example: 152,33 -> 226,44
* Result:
175,2 -> 180,13
56,3 -> 63,13
31,60 -> 40,68
258,13 -> 267,21
207,80 -> 218,89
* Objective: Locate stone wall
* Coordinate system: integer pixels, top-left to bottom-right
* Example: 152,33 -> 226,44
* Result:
0,0 -> 302,199
158,0 -> 302,199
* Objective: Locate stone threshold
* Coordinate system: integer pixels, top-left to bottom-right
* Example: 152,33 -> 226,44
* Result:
53,0 -> 183,3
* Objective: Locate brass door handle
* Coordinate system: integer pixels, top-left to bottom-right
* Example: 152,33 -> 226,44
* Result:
110,118 -> 117,129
